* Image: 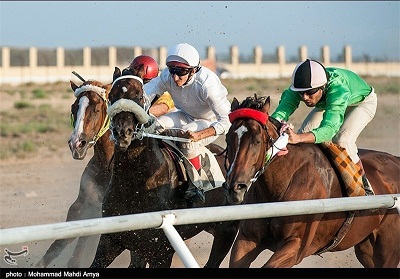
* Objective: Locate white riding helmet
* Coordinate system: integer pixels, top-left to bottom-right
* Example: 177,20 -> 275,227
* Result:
166,43 -> 200,68
290,59 -> 328,91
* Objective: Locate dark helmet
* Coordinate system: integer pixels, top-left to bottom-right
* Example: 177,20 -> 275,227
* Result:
129,55 -> 159,80
290,59 -> 328,91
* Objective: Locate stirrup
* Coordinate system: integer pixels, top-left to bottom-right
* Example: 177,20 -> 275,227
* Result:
362,175 -> 375,196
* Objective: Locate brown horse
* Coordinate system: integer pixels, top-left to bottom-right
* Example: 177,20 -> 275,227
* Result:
36,79 -> 142,268
89,66 -> 238,268
224,94 -> 400,268
36,79 -> 112,267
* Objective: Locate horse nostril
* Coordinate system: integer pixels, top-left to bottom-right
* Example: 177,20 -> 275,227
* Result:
237,184 -> 247,191
126,128 -> 133,136
79,141 -> 87,148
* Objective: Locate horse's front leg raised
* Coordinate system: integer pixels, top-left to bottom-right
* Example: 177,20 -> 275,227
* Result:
262,238 -> 303,268
229,233 -> 264,268
229,219 -> 268,268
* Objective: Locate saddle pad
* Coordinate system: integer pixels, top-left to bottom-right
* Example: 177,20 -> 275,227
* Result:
162,140 -> 225,192
319,142 -> 365,197
198,146 -> 226,192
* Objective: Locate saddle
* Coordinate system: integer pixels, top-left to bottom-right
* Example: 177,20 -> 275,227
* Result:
160,139 -> 225,193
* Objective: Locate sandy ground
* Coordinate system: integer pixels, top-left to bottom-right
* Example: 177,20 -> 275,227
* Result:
0,90 -> 399,269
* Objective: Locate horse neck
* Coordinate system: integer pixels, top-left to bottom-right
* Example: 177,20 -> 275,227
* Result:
126,137 -> 163,166
257,120 -> 292,200
93,130 -> 114,167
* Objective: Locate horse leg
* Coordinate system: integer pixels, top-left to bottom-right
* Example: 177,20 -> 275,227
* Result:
67,234 -> 101,267
356,211 -> 400,268
354,234 -> 375,267
229,229 -> 264,268
262,238 -> 303,268
66,181 -> 105,267
36,238 -> 76,267
204,220 -> 240,268
35,193 -> 91,267
147,247 -> 175,268
89,234 -> 124,268
127,251 -> 147,268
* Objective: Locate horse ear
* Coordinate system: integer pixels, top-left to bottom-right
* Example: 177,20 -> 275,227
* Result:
70,80 -> 78,92
113,67 -> 121,82
103,83 -> 112,94
261,96 -> 271,114
231,97 -> 240,111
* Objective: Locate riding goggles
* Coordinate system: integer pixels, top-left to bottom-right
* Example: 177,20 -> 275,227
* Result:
298,87 -> 322,96
167,66 -> 193,76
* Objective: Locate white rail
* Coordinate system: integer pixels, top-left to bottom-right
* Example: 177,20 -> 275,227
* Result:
1,195 -> 398,246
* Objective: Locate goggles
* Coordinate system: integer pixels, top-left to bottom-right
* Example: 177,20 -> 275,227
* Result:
298,87 -> 321,96
167,66 -> 192,77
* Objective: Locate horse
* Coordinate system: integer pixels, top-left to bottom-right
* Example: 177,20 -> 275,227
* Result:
36,78 -> 140,268
223,94 -> 400,268
89,66 -> 239,268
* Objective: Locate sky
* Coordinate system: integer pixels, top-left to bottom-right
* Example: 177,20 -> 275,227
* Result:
0,1 -> 399,61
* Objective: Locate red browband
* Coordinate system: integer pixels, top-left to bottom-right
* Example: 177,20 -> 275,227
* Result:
228,108 -> 269,125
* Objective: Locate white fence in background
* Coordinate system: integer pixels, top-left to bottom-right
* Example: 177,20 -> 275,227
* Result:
1,45 -> 400,85
0,195 -> 399,268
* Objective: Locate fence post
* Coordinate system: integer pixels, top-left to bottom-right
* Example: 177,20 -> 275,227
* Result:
344,45 -> 352,68
299,45 -> 308,61
159,214 -> 200,268
277,45 -> 286,78
2,47 -> 10,69
322,45 -> 330,65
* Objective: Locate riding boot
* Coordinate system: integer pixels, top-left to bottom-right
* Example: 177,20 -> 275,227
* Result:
356,160 -> 375,196
183,155 -> 206,203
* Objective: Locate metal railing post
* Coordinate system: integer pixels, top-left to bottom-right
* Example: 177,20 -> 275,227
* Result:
158,213 -> 200,268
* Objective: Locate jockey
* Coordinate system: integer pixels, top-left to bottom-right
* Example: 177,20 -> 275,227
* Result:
271,59 -> 377,195
125,55 -> 174,116
144,43 -> 231,203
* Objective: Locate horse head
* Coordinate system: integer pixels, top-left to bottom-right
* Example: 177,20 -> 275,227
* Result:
224,94 -> 281,204
68,79 -> 111,160
107,66 -> 150,152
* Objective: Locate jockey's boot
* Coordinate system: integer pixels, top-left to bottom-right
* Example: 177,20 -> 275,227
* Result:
356,160 -> 375,196
183,155 -> 206,203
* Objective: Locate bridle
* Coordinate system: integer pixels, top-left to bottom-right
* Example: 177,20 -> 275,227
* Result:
225,108 -> 285,186
71,84 -> 110,147
107,75 -> 154,142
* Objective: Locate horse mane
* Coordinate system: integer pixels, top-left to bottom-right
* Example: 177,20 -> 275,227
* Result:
237,93 -> 268,110
235,93 -> 282,131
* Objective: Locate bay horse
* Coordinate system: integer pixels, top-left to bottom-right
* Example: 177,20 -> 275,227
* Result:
89,66 -> 238,268
224,94 -> 400,268
36,79 -> 141,268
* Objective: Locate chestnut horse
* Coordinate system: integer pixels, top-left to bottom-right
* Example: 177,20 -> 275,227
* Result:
36,79 -> 141,268
224,94 -> 399,268
89,66 -> 238,268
